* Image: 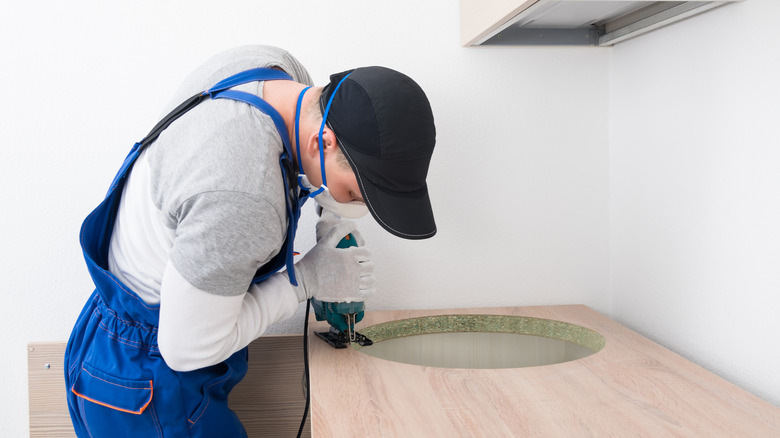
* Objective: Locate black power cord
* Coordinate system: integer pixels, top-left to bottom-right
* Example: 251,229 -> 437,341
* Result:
296,299 -> 311,438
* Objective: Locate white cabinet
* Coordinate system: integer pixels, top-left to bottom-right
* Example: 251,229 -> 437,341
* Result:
461,0 -> 743,47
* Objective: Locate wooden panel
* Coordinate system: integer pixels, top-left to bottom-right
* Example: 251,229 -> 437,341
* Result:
308,305 -> 780,437
28,336 -> 309,437
28,343 -> 73,438
230,335 -> 310,437
460,0 -> 539,46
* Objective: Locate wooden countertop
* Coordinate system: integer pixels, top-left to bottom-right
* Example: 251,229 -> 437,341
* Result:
308,305 -> 780,437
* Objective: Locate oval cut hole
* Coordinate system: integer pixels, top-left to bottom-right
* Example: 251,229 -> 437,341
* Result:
354,314 -> 605,369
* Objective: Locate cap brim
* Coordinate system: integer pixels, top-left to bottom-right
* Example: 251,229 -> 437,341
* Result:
357,170 -> 436,240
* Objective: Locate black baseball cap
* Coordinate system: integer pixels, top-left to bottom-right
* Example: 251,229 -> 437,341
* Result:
320,66 -> 437,240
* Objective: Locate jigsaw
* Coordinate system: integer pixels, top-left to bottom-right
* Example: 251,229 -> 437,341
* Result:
311,233 -> 373,349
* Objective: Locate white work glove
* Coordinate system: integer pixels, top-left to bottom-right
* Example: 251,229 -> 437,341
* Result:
315,209 -> 365,244
291,218 -> 376,303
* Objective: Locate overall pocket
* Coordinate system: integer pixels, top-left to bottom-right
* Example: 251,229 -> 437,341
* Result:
71,362 -> 161,438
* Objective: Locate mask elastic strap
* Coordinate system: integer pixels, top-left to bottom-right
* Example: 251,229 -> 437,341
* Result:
294,86 -> 312,194
308,183 -> 326,198
317,72 -> 353,189
294,86 -> 312,175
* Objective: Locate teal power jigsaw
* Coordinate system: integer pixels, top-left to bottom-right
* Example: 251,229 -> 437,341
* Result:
311,233 -> 373,349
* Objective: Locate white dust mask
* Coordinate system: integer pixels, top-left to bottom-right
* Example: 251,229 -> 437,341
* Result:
298,175 -> 369,219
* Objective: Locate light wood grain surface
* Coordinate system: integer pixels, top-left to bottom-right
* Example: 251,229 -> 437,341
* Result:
308,305 -> 780,437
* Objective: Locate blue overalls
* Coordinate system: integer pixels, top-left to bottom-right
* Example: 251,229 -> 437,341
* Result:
64,68 -> 304,437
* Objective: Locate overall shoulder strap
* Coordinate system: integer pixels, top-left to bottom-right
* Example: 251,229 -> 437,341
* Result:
138,68 -> 293,149
207,68 -> 292,93
93,67 -> 302,301
122,67 -> 301,286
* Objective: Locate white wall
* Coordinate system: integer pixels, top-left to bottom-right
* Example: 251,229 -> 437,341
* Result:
0,1 -> 609,435
610,0 -> 780,407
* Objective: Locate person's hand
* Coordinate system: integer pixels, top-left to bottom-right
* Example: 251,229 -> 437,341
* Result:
292,219 -> 375,303
315,209 -> 365,245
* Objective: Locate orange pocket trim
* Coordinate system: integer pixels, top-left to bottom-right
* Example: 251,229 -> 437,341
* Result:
72,383 -> 153,415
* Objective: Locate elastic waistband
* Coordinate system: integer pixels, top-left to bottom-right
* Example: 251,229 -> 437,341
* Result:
92,294 -> 160,353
